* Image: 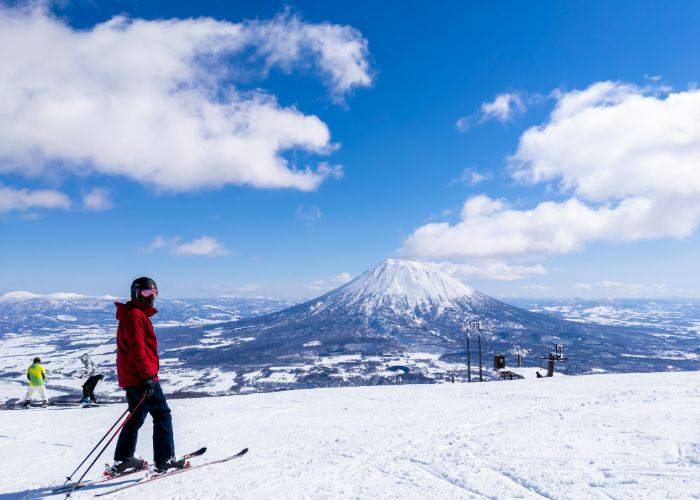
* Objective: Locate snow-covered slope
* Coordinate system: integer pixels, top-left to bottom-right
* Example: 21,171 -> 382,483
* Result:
1,371 -> 698,498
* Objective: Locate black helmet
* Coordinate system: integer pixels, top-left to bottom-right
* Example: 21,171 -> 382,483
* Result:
131,277 -> 157,300
33,357 -> 41,364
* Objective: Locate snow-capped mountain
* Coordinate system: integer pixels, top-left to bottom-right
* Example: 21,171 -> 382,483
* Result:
326,259 -> 478,314
166,259 -> 696,392
259,259 -> 519,342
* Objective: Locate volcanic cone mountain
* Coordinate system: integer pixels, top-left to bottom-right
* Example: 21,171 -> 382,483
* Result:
172,260 -> 682,380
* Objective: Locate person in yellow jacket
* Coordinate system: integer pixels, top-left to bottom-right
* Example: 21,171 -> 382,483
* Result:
24,357 -> 48,408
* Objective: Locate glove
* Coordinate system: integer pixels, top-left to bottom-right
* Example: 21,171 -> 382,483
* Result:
142,377 -> 156,398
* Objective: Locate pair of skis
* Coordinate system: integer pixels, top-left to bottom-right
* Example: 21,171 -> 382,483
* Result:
18,403 -> 103,410
53,447 -> 248,496
53,463 -> 152,495
53,449 -> 208,495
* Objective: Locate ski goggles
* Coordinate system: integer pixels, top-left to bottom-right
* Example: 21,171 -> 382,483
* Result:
140,288 -> 158,298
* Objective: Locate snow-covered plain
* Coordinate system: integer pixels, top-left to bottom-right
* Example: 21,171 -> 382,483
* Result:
512,298 -> 700,338
1,371 -> 698,499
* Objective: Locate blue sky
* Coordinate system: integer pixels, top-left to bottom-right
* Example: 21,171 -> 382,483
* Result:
1,0 -> 699,299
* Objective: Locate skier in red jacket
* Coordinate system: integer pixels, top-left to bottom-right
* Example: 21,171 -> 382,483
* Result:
109,277 -> 186,475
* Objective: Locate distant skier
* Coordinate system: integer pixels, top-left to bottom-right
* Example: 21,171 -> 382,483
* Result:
81,373 -> 104,405
80,352 -> 96,375
108,277 -> 186,475
24,357 -> 48,408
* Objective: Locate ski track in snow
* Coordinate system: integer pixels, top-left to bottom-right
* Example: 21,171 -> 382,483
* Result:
0,371 -> 698,499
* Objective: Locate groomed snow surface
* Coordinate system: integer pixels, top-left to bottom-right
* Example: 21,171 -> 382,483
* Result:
1,371 -> 699,499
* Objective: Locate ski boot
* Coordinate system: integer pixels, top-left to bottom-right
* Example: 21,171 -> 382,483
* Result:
105,456 -> 147,477
41,401 -> 48,408
154,456 -> 189,474
23,401 -> 30,409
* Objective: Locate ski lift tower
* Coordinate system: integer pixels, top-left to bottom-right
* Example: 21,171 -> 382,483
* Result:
540,344 -> 569,377
465,320 -> 484,382
463,322 -> 472,382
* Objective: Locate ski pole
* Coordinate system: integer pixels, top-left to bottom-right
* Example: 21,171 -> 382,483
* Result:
62,407 -> 130,485
66,394 -> 146,498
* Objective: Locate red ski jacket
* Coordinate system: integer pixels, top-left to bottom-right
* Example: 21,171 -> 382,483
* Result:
115,301 -> 159,388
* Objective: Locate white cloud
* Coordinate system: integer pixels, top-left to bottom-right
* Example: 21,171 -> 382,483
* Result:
449,168 -> 492,187
295,204 -> 323,225
247,10 -> 372,102
305,271 -> 353,292
82,188 -> 114,211
144,235 -> 171,252
238,283 -> 263,293
573,280 -> 668,298
402,194 -> 700,260
454,117 -> 472,133
407,82 -> 700,265
173,236 -> 229,257
456,92 -> 526,132
522,284 -> 550,292
481,93 -> 526,122
0,184 -> 71,212
432,261 -> 547,281
305,279 -> 329,292
144,235 -> 229,257
512,82 -> 700,203
0,6 -> 371,192
334,272 -> 352,283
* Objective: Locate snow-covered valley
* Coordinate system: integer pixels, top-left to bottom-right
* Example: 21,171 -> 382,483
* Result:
0,371 -> 698,499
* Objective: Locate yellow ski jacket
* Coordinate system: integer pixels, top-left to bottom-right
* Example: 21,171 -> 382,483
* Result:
27,363 -> 46,386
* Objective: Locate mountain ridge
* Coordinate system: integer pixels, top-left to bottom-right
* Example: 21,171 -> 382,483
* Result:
164,259 -> 691,383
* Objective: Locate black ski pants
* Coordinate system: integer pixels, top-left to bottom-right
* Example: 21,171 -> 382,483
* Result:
114,381 -> 175,465
82,386 -> 97,402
